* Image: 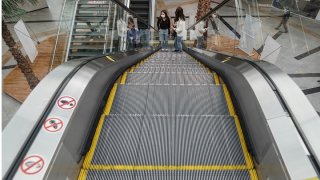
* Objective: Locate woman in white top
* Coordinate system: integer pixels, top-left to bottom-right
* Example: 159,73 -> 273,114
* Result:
172,7 -> 185,53
195,18 -> 207,49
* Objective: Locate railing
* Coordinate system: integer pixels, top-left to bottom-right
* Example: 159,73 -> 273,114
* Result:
48,0 -> 159,72
48,0 -> 79,71
185,0 -> 320,61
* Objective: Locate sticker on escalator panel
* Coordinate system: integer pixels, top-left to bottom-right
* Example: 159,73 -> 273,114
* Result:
20,155 -> 45,175
43,118 -> 64,133
57,96 -> 77,110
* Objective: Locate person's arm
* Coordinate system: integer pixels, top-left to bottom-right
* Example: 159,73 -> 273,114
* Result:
167,19 -> 171,30
198,22 -> 206,34
157,18 -> 160,30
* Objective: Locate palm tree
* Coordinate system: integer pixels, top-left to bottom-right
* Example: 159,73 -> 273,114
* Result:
2,0 -> 40,89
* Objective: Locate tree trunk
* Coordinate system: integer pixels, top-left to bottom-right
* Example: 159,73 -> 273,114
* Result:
196,0 -> 211,20
2,19 -> 40,89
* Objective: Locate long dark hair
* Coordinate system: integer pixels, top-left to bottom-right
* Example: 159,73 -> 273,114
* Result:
175,6 -> 185,21
159,10 -> 169,20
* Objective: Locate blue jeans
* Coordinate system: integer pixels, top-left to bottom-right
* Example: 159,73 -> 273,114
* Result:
159,29 -> 168,49
174,36 -> 183,51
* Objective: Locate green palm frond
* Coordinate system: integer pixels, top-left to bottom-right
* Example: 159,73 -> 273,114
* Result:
2,0 -> 38,18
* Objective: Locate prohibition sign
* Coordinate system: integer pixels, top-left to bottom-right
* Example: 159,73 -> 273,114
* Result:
43,118 -> 64,132
57,96 -> 77,110
20,155 -> 44,175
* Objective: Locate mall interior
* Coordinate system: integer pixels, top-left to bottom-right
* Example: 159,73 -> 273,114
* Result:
2,0 -> 320,179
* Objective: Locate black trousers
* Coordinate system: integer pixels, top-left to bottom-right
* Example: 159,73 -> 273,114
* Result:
277,18 -> 289,31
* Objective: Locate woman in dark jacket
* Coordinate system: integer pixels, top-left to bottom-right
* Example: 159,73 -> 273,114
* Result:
157,10 -> 171,51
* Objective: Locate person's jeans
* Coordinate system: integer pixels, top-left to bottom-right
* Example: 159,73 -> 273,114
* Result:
159,29 -> 168,49
174,36 -> 183,51
196,36 -> 204,49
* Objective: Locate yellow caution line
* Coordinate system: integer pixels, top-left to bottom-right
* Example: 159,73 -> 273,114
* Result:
214,73 -> 220,85
82,84 -> 118,168
129,65 -> 135,72
78,169 -> 88,180
222,84 -> 235,116
120,72 -> 128,84
88,165 -> 249,171
105,56 -> 115,62
249,169 -> 259,180
83,114 -> 106,168
222,84 -> 256,172
234,115 -> 254,169
104,84 -> 118,115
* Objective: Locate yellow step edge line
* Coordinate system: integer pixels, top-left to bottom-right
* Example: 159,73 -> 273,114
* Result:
249,169 -> 259,180
82,114 -> 106,169
87,165 -> 249,171
120,72 -> 128,84
222,85 -> 235,116
104,84 -> 118,115
234,115 -> 254,169
82,84 -> 118,168
129,65 -> 135,72
222,85 -> 255,170
77,169 -> 88,180
214,73 -> 220,85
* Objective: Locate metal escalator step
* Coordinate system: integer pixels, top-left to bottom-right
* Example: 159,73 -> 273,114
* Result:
126,73 -> 215,85
89,115 -> 246,166
110,85 -> 148,115
84,169 -> 251,179
110,84 -> 228,115
134,67 -> 208,73
72,38 -> 105,43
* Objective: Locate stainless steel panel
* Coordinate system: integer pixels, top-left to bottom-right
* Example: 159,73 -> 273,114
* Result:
257,61 -> 320,166
268,116 -> 318,179
2,61 -> 82,177
12,61 -> 105,180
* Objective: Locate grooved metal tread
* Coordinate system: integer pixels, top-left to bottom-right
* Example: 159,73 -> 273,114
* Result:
134,67 -> 209,73
126,72 -> 215,85
82,169 -> 252,180
110,84 -> 229,115
90,115 -> 246,166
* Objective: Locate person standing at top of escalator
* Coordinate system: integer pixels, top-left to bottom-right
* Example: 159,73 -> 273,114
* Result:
195,17 -> 207,49
275,7 -> 290,33
172,6 -> 186,53
157,10 -> 171,51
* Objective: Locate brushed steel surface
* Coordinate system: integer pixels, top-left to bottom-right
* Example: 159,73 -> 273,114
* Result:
2,61 -> 82,178
256,61 -> 320,166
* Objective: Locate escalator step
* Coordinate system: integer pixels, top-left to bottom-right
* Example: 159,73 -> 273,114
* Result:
110,85 -> 229,115
126,72 -> 215,85
134,67 -> 208,73
88,114 -> 246,166
83,169 -> 252,180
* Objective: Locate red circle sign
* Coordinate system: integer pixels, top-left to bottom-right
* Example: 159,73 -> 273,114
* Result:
43,118 -> 64,132
57,96 -> 77,110
20,155 -> 44,175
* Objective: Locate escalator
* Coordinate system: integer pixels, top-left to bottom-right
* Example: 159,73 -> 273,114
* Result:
3,0 -> 320,179
78,51 -> 258,179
